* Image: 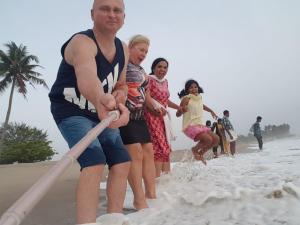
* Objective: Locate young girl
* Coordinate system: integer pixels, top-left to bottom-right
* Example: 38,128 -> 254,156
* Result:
176,79 -> 219,164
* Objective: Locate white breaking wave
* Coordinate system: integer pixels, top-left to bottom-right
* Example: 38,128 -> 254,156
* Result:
97,137 -> 300,225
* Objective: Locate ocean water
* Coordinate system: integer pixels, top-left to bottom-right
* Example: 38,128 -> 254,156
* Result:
97,137 -> 300,225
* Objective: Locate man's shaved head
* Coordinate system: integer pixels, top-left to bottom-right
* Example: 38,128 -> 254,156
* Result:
91,0 -> 125,34
92,0 -> 125,10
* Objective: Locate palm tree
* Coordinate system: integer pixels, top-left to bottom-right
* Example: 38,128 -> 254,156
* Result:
0,41 -> 48,130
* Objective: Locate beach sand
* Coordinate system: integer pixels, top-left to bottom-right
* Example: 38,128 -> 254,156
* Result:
0,142 -> 253,225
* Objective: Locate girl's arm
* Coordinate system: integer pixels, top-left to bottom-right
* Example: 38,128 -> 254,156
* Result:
168,99 -> 180,110
145,77 -> 166,116
203,104 -> 218,119
145,86 -> 155,111
176,97 -> 189,117
145,88 -> 163,116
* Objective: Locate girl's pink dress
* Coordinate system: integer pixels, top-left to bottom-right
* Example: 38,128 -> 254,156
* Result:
144,77 -> 171,162
183,124 -> 211,140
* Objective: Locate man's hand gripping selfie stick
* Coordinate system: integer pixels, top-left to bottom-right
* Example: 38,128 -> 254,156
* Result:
0,111 -> 120,225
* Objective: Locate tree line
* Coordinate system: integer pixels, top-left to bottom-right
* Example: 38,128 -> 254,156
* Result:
263,124 -> 290,138
0,42 -> 55,164
238,123 -> 291,143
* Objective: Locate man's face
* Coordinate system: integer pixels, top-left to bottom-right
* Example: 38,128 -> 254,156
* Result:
91,0 -> 125,33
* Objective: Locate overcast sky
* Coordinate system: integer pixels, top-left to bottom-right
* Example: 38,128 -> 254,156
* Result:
1,0 -> 300,158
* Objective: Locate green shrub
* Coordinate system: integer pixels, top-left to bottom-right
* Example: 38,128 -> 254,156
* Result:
0,123 -> 56,164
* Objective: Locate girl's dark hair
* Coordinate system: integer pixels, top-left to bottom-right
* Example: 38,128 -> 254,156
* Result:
150,57 -> 169,75
178,79 -> 204,98
223,110 -> 229,115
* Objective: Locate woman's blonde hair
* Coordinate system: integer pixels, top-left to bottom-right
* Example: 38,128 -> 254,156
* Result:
128,34 -> 150,48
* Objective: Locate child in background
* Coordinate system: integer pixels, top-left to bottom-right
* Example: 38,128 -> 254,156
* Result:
176,79 -> 219,164
212,118 -> 228,156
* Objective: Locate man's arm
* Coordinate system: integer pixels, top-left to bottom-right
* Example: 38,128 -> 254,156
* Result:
221,118 -> 233,139
64,34 -> 116,120
250,124 -> 254,133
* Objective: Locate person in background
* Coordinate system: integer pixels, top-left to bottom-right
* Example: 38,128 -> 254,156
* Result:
250,116 -> 263,150
222,110 -> 237,155
211,118 -> 227,157
144,57 -> 181,177
206,120 -> 212,128
48,0 -> 130,223
206,120 -> 219,158
119,34 -> 156,210
176,79 -> 219,165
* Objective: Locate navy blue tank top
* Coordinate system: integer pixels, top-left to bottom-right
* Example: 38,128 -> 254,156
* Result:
49,29 -> 125,124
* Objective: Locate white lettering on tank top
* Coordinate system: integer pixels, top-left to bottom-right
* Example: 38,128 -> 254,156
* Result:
101,64 -> 119,93
63,63 -> 119,112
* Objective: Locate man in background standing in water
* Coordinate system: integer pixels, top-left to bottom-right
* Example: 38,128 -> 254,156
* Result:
251,116 -> 263,150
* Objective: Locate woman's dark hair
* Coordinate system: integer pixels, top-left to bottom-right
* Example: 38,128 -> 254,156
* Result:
150,57 -> 169,75
178,79 -> 204,98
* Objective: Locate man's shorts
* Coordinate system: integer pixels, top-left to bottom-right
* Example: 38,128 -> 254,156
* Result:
57,116 -> 131,170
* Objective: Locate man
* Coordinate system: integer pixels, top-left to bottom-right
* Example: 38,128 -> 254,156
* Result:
48,0 -> 130,223
251,116 -> 263,150
222,110 -> 237,155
